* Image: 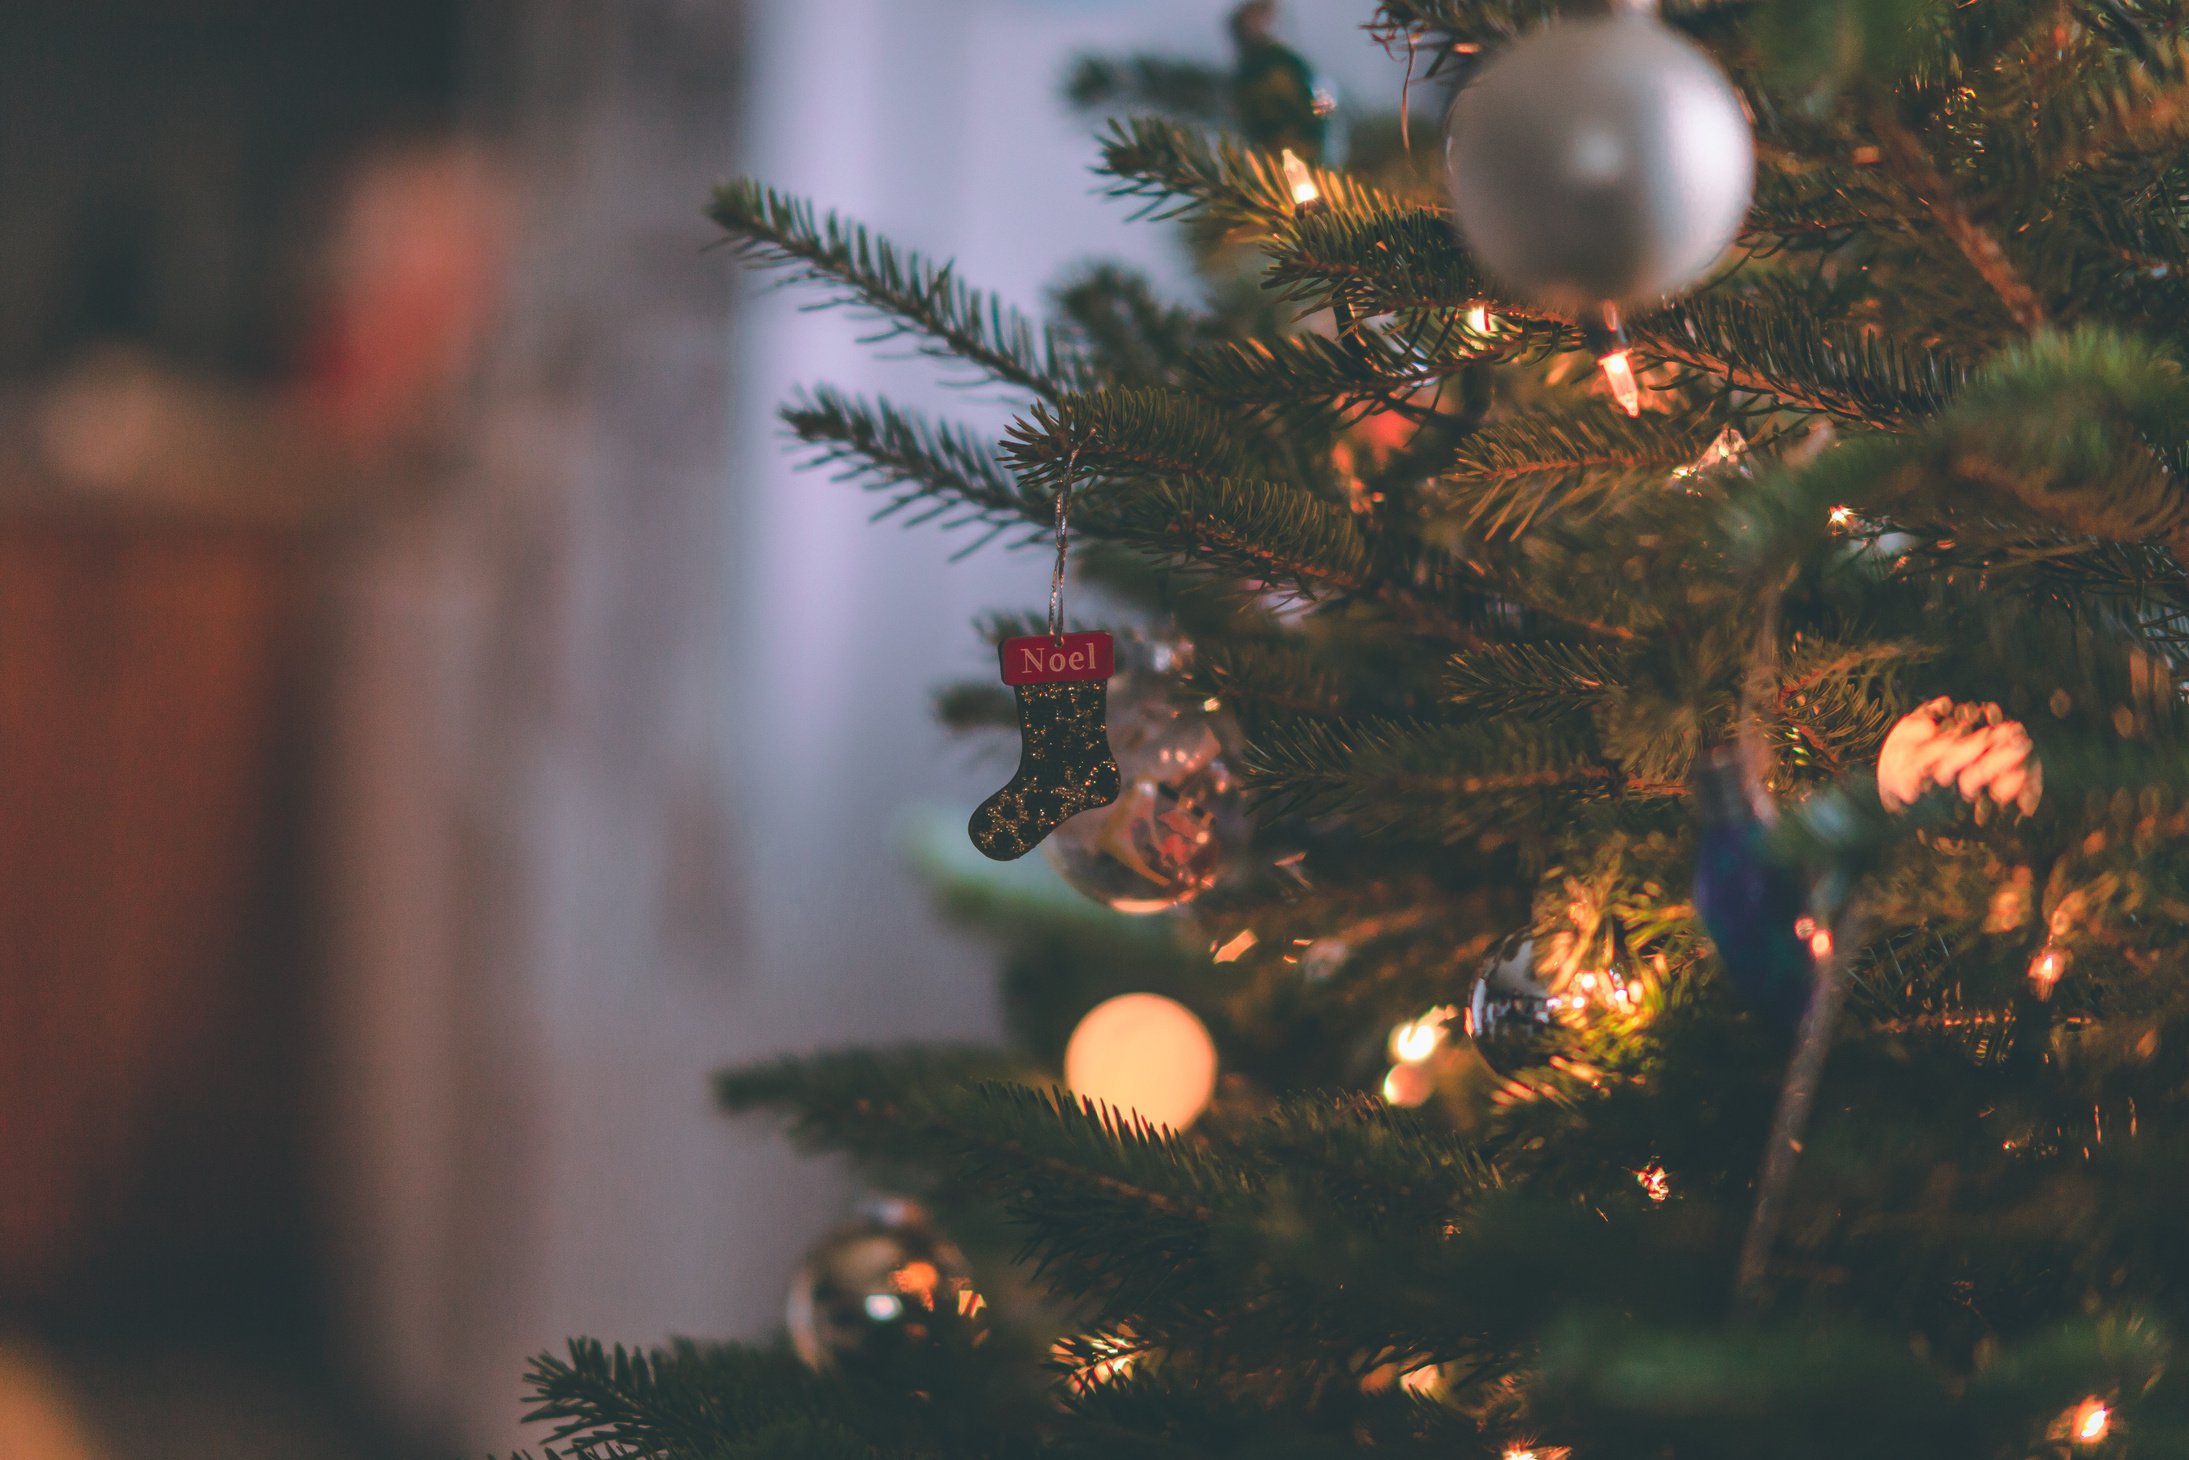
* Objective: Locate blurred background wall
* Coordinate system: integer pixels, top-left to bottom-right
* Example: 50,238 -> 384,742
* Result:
0,1 -> 1401,1454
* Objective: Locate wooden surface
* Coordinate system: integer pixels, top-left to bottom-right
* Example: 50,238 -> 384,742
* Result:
0,523 -> 304,1315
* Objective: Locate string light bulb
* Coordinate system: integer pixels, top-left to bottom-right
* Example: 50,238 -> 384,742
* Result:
1388,1006 -> 1455,1064
2071,1397 -> 2111,1444
2029,943 -> 2069,999
1598,348 -> 1642,416
1466,301 -> 1494,334
1281,148 -> 1321,210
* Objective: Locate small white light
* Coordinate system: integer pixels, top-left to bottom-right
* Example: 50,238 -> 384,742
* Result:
864,1293 -> 905,1322
1281,148 -> 1320,208
1599,349 -> 1641,416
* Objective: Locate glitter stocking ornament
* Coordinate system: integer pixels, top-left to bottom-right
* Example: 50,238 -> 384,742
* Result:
970,633 -> 1120,859
969,456 -> 1121,860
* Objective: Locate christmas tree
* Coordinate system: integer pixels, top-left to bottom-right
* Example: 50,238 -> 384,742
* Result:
515,2 -> 2189,1454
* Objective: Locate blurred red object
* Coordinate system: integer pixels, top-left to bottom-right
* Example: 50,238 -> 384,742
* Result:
293,140 -> 511,453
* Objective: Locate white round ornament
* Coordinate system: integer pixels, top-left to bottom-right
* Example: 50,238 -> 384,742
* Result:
1442,6 -> 1755,312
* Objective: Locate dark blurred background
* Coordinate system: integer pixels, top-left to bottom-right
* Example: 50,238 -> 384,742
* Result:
0,2 -> 1391,1453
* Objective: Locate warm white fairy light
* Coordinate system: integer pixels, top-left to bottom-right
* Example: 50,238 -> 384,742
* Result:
1388,1006 -> 1456,1064
2029,943 -> 2069,999
1828,504 -> 1855,529
1636,1164 -> 1671,1202
1598,348 -> 1642,416
1281,148 -> 1321,209
2072,1397 -> 2111,1444
1466,301 -> 1494,334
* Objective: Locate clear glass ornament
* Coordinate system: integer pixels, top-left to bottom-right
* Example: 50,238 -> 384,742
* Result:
1044,675 -> 1244,913
1464,939 -> 1645,1070
786,1197 -> 985,1371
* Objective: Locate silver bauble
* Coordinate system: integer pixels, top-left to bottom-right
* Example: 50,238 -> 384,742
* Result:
1464,940 -> 1559,1067
786,1198 -> 986,1371
1044,674 -> 1245,914
1443,9 -> 1754,311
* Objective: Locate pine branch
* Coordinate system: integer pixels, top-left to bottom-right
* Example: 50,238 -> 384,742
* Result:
1372,0 -> 1754,47
519,1339 -> 862,1460
1447,641 -> 1632,718
2021,29 -> 2189,184
709,179 -> 1086,399
1190,637 -> 1377,721
1641,283 -> 1964,425
1095,117 -> 1410,230
1738,328 -> 2189,568
1002,387 -> 1287,493
1868,108 -> 2048,332
1182,328 -> 1465,420
1244,716 -> 1634,838
1435,405 -> 1724,539
1253,204 -> 1963,423
1110,472 -> 1378,598
1050,262 -> 1225,387
1065,54 -> 1231,123
782,387 -> 1039,546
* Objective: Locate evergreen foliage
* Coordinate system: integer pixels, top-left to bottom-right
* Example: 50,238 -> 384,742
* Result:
520,1 -> 2189,1455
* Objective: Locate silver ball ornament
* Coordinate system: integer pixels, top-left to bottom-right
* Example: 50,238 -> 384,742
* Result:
786,1198 -> 986,1372
1464,940 -> 1559,1066
1443,8 -> 1754,312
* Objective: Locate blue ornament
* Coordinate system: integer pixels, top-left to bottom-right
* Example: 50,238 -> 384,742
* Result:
1692,747 -> 1818,1026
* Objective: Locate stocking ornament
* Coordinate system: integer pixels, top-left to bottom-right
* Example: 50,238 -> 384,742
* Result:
969,457 -> 1120,860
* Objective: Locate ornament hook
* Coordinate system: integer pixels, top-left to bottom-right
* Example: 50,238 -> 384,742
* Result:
1049,441 -> 1084,643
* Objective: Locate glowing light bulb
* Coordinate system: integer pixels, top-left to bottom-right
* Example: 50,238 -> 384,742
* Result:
1794,916 -> 1833,959
1281,148 -> 1321,209
2029,944 -> 2069,999
1065,993 -> 1218,1131
1636,1165 -> 1671,1203
1599,349 -> 1641,416
1388,1006 -> 1454,1064
2072,1397 -> 2111,1444
1828,504 -> 1855,529
1466,302 -> 1493,334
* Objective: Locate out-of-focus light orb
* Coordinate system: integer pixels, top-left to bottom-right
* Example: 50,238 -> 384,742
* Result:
1064,993 -> 1217,1132
1381,1061 -> 1435,1109
2072,1398 -> 2111,1444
